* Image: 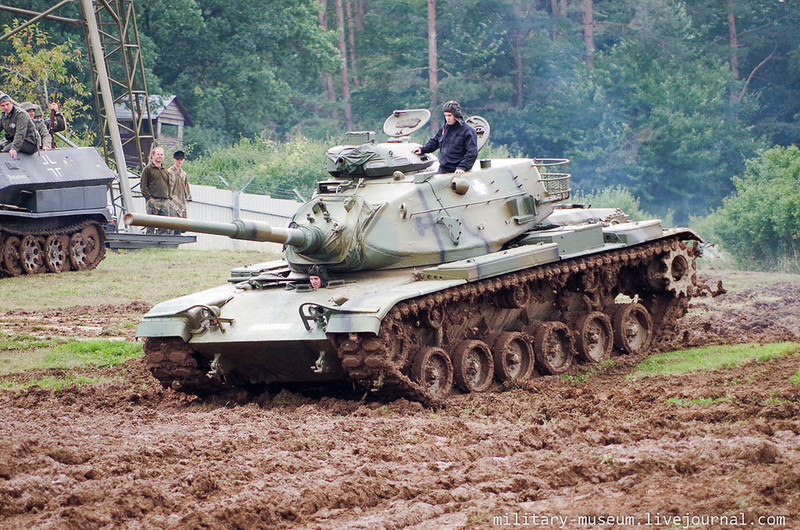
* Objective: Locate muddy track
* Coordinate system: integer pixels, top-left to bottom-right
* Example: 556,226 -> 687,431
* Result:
0,220 -> 106,276
332,235 -> 696,405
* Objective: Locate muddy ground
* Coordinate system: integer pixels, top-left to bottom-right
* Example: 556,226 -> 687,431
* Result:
1,270 -> 799,529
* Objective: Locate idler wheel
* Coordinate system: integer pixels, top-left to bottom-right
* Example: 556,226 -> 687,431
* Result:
411,347 -> 453,398
491,332 -> 534,383
451,340 -> 494,393
533,321 -> 574,375
3,236 -> 23,276
574,311 -> 613,363
20,236 -> 46,274
45,235 -> 71,273
81,223 -> 106,265
612,303 -> 653,354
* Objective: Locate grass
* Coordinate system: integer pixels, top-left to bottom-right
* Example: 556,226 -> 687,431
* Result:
0,375 -> 111,392
560,360 -> 616,385
665,396 -> 731,406
0,248 -> 273,311
634,342 -> 800,377
791,370 -> 800,385
0,338 -> 143,375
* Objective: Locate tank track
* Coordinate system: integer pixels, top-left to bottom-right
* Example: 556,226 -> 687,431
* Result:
331,235 -> 698,406
0,220 -> 106,277
143,337 -> 226,395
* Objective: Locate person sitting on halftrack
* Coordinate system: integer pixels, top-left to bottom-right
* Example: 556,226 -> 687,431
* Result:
31,101 -> 65,150
0,93 -> 38,159
20,101 -> 66,151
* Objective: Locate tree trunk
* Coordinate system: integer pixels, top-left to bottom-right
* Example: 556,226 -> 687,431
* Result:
345,0 -> 360,86
354,0 -> 365,31
510,36 -> 524,107
727,0 -> 740,80
335,0 -> 353,130
318,0 -> 337,117
581,0 -> 594,69
428,0 -> 440,132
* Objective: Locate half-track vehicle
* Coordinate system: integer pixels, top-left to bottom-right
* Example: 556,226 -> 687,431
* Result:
1,147 -> 114,276
127,109 -> 700,404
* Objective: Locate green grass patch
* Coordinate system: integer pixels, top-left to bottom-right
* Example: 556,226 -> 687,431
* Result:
665,395 -> 731,406
791,370 -> 800,386
0,339 -> 142,374
0,375 -> 110,391
635,342 -> 800,377
0,333 -> 65,351
560,360 -> 616,385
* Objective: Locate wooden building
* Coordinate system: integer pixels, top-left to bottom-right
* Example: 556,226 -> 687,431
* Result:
115,95 -> 193,167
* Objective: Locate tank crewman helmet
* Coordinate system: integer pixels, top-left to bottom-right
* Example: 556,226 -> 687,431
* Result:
173,150 -> 185,159
0,93 -> 11,104
442,100 -> 464,123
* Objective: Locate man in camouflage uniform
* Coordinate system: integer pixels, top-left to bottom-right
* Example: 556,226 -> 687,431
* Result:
168,150 -> 192,219
0,94 -> 38,158
20,101 -> 66,150
140,146 -> 170,234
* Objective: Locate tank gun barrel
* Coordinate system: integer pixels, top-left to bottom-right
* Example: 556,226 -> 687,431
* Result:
123,212 -> 320,250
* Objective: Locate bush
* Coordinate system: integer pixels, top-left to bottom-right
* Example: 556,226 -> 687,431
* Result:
571,185 -> 671,224
699,145 -> 800,271
185,136 -> 333,200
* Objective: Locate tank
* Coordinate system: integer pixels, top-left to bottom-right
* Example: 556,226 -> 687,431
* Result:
126,110 -> 701,405
1,147 -> 114,276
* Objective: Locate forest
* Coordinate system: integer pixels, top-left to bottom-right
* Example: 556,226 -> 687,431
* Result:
1,0 -> 799,267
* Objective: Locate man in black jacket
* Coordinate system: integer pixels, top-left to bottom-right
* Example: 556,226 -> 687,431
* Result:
413,100 -> 477,174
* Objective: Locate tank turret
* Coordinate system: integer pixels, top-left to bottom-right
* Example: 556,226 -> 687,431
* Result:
125,110 -> 570,272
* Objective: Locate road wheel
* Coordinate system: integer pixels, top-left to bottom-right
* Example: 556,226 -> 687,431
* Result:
574,311 -> 613,363
69,232 -> 90,270
491,332 -> 534,382
20,236 -> 46,274
411,347 -> 453,398
451,340 -> 494,392
534,321 -> 574,375
81,223 -> 106,266
2,236 -> 23,276
45,234 -> 71,273
612,303 -> 653,354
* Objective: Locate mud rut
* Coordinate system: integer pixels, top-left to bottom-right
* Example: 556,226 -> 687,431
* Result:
0,220 -> 106,277
146,235 -> 698,406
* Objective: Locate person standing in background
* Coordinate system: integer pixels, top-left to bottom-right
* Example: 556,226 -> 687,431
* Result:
168,150 -> 192,219
140,146 -> 170,233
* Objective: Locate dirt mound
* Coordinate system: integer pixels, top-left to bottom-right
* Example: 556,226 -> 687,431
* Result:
1,271 -> 799,528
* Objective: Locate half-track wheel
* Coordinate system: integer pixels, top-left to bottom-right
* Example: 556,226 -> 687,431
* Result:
411,347 -> 453,398
45,235 -> 71,273
20,236 -> 46,274
612,303 -> 653,354
490,332 -> 534,383
81,223 -> 106,265
451,340 -> 494,393
574,311 -> 613,363
69,232 -> 91,270
3,236 -> 23,276
533,321 -> 574,375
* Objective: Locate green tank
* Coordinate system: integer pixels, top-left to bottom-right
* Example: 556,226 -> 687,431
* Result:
126,109 -> 700,404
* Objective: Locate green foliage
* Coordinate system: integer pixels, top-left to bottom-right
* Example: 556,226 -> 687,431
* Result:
187,136 -> 332,199
571,185 -> 670,223
700,146 -> 800,271
634,342 -> 800,376
0,24 -> 95,145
